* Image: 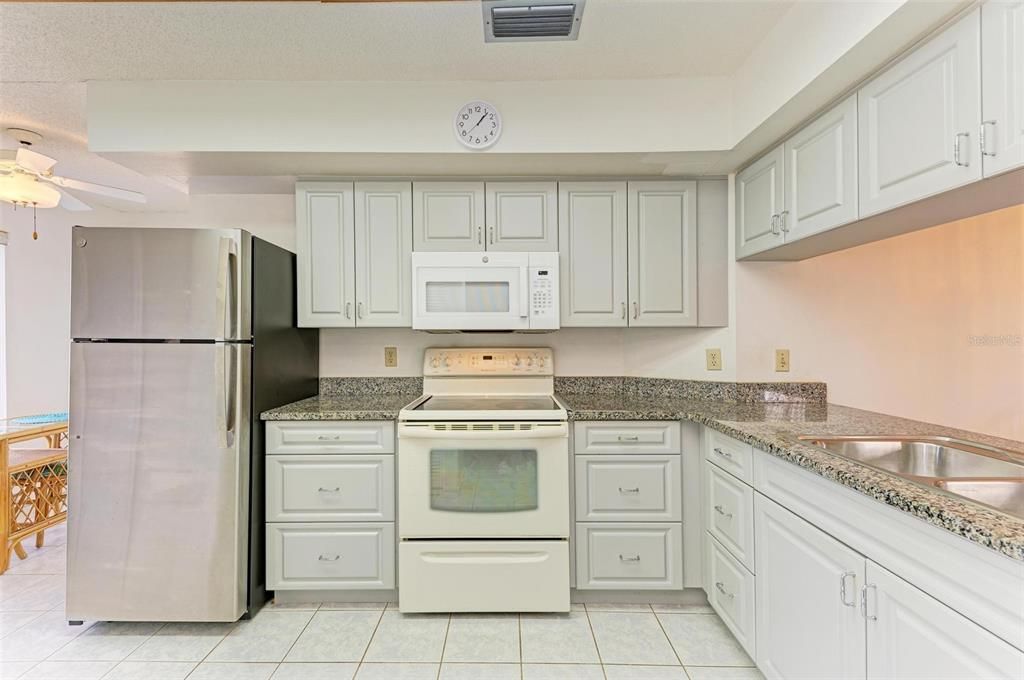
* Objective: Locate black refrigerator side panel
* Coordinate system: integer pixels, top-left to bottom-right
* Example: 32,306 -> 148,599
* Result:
247,237 -> 320,614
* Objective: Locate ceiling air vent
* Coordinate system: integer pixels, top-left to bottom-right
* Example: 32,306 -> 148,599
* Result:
483,0 -> 585,43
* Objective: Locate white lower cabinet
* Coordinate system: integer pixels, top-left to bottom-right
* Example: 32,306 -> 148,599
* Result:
576,522 -> 683,590
707,532 -> 756,658
267,523 -> 395,590
754,493 -> 866,680
752,469 -> 1024,680
266,420 -> 396,593
865,561 -> 1024,679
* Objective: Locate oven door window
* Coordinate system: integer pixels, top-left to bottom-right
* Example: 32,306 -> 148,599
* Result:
430,448 -> 538,512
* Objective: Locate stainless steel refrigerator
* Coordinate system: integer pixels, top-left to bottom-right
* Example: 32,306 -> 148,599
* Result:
68,227 -> 318,622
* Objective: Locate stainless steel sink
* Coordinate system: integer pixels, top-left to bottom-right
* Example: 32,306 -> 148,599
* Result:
934,479 -> 1024,517
798,435 -> 1024,518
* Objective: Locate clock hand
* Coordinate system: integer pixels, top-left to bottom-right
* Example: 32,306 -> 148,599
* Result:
468,112 -> 488,133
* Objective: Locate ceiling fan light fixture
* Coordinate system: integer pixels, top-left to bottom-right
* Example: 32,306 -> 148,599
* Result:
0,173 -> 62,209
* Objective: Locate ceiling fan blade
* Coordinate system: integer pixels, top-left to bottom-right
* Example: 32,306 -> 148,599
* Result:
16,147 -> 58,174
55,186 -> 92,212
46,175 -> 146,203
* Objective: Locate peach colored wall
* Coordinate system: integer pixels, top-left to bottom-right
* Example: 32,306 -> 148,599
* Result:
736,205 -> 1024,442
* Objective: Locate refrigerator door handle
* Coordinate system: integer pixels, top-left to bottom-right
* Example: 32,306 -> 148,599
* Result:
217,237 -> 238,340
216,344 -> 237,448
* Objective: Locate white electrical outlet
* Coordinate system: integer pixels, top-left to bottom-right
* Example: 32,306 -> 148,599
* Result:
384,346 -> 398,368
775,349 -> 790,372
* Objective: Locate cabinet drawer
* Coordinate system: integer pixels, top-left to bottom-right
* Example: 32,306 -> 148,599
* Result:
575,455 -> 681,522
707,532 -> 755,658
574,421 -> 681,454
267,455 -> 394,522
267,523 -> 395,590
398,540 -> 569,613
266,421 -> 395,455
576,523 -> 682,590
704,428 -> 753,484
705,461 -> 755,571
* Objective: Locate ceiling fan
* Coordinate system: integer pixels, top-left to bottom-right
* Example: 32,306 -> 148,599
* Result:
0,129 -> 146,212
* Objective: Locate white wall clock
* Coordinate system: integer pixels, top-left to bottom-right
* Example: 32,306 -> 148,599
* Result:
454,101 -> 501,150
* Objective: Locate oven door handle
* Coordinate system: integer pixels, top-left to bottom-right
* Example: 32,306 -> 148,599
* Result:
398,423 -> 568,439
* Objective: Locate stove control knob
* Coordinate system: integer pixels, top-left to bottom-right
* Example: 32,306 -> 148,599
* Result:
513,355 -> 522,367
526,356 -> 535,367
430,357 -> 440,369
443,356 -> 452,368
538,356 -> 546,368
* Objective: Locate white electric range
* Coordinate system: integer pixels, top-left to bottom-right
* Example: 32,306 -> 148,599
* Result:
397,348 -> 570,613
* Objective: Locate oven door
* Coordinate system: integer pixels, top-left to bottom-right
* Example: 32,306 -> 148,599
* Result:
411,252 -> 530,331
397,422 -> 569,538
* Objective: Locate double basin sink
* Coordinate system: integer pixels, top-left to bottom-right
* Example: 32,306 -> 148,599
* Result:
797,435 -> 1024,519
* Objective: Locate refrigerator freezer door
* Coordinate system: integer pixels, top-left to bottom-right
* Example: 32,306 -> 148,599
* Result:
71,227 -> 252,341
67,341 -> 251,622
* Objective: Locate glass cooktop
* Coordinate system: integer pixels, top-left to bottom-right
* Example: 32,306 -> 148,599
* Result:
413,395 -> 561,412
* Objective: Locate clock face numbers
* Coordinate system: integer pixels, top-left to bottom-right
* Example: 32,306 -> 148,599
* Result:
455,101 -> 501,150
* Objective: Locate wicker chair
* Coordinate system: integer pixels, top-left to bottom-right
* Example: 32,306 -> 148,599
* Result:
5,447 -> 68,565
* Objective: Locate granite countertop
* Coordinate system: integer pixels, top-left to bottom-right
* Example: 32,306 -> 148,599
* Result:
261,393 -> 420,421
558,391 -> 1024,562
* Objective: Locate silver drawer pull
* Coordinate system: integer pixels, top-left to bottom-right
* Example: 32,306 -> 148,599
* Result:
618,486 -> 640,494
715,581 -> 734,599
316,435 -> 341,441
619,554 -> 641,562
617,435 -> 640,442
840,571 -> 856,607
713,447 -> 733,459
713,504 -> 733,519
318,487 -> 341,493
318,554 -> 341,562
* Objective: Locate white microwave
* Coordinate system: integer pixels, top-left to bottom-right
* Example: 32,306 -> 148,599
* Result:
411,252 -> 559,331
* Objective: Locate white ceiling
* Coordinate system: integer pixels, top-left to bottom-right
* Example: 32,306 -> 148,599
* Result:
0,0 -> 795,82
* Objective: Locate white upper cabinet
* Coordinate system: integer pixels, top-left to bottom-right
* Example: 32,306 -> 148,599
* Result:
859,9 -> 982,217
755,494 -> 866,680
627,181 -> 697,326
865,561 -> 1024,680
296,181 -> 355,328
354,182 -> 412,327
413,181 -> 485,252
485,182 -> 558,251
981,0 -> 1024,177
558,181 -> 628,327
785,95 -> 859,241
736,145 -> 785,258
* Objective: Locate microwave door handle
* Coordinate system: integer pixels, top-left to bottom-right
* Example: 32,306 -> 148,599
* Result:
520,267 -> 529,318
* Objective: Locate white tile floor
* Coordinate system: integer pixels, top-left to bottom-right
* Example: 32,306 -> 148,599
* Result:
0,527 -> 764,680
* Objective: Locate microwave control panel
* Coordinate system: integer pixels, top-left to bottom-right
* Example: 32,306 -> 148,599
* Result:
528,253 -> 559,330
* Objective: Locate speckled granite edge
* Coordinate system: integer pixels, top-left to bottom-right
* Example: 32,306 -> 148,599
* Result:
261,393 -> 419,421
320,377 -> 423,396
554,376 -> 827,403
694,415 -> 1024,563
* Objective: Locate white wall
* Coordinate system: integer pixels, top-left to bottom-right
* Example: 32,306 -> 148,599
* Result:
736,205 -> 1024,441
320,326 -> 736,380
0,194 -> 295,416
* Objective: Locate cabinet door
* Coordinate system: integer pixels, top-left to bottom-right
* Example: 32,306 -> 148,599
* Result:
785,95 -> 859,241
558,181 -> 628,327
627,181 -> 697,326
412,181 -> 485,252
865,561 -> 1024,679
981,0 -> 1024,177
859,9 -> 982,217
736,145 -> 785,258
485,181 -> 558,251
354,181 -> 412,326
296,181 -> 355,327
755,494 -> 866,680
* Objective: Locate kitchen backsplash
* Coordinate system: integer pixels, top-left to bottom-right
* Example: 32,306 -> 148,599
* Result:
320,375 -> 826,404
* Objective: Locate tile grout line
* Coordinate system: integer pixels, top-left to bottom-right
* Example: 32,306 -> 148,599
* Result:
517,613 -> 523,680
435,613 -> 452,680
182,612 -> 246,679
272,607 -> 320,678
582,608 -> 609,680
652,610 -> 686,669
353,604 -> 388,679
